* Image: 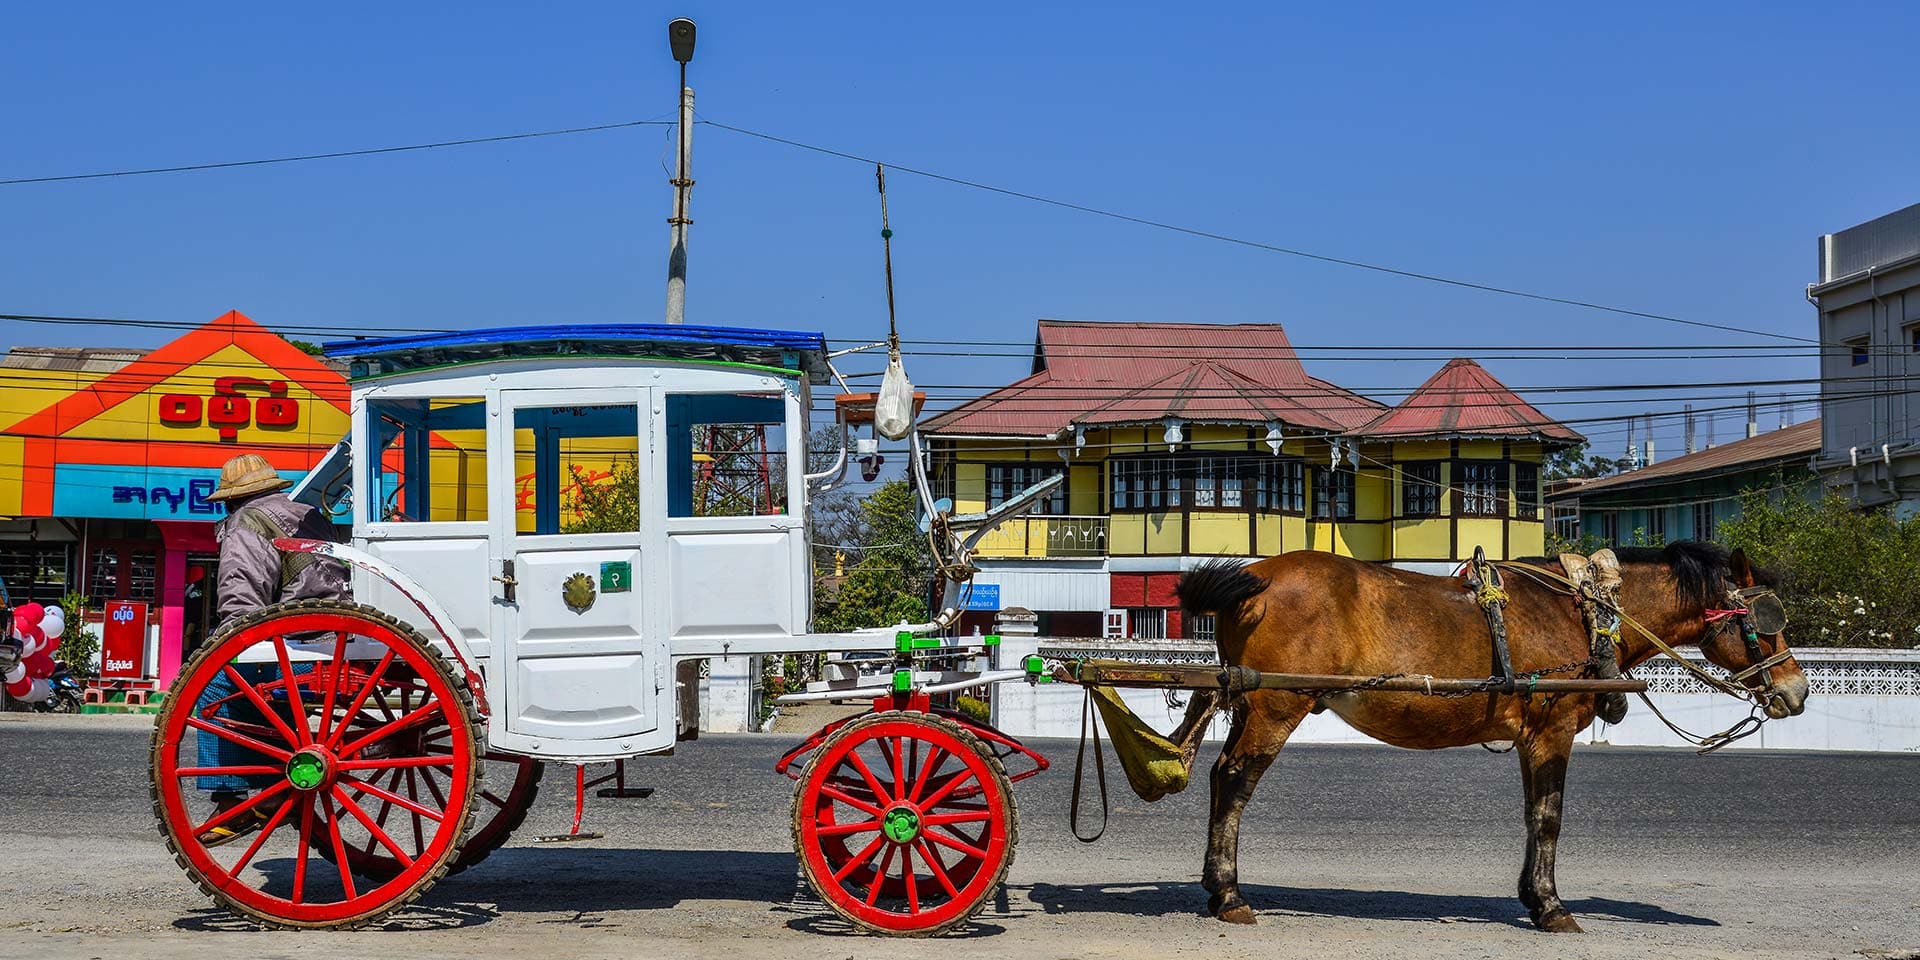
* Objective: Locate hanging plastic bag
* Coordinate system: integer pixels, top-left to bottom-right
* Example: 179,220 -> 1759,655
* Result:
874,350 -> 915,441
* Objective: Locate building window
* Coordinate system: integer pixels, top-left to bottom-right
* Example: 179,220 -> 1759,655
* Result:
1401,462 -> 1441,517
1515,463 -> 1540,520
1692,505 -> 1715,543
1111,459 -> 1182,511
1849,337 -> 1870,367
987,463 -> 1067,514
0,544 -> 70,604
1190,457 -> 1246,509
1312,469 -> 1355,520
90,548 -> 120,599
1253,460 -> 1305,513
128,550 -> 158,601
1911,325 -> 1920,353
1649,508 -> 1667,543
1128,607 -> 1166,640
1103,609 -> 1128,637
1455,462 -> 1507,516
1187,614 -> 1217,643
1599,511 -> 1619,545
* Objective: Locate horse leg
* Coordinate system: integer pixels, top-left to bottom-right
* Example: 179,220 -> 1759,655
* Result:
1516,727 -> 1582,933
1203,691 -> 1309,924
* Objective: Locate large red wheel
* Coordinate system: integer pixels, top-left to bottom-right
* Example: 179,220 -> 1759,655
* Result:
150,600 -> 479,929
792,711 -> 1016,936
316,740 -> 542,881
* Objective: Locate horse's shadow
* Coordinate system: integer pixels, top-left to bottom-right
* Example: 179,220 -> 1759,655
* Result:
1023,880 -> 1720,929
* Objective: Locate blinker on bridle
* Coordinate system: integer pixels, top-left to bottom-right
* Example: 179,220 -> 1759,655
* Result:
1704,585 -> 1794,696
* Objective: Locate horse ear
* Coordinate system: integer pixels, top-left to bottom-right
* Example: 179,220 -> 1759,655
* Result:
1728,548 -> 1755,587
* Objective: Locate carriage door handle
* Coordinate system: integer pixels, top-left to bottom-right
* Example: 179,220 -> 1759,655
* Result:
492,560 -> 517,603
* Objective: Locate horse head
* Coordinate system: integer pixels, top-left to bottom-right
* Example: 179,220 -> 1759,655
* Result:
1694,548 -> 1808,719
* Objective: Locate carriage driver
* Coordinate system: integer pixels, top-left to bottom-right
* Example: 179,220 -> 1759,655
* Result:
194,453 -> 351,845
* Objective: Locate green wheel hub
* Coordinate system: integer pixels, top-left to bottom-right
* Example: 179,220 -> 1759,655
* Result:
881,806 -> 922,843
285,750 -> 329,792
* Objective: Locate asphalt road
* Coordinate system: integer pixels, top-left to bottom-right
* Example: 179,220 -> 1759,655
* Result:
2,712 -> 1917,960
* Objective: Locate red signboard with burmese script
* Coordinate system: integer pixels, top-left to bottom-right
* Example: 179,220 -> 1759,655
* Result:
100,601 -> 150,680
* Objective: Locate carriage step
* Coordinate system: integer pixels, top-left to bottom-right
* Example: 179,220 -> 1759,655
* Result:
535,831 -> 606,843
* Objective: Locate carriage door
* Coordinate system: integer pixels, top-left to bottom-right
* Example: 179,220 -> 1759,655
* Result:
490,388 -> 669,754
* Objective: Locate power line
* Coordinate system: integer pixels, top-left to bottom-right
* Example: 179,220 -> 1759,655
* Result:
700,119 -> 1821,346
0,120 -> 674,187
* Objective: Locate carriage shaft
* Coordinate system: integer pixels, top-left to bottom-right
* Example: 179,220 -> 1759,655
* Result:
1062,659 -> 1648,695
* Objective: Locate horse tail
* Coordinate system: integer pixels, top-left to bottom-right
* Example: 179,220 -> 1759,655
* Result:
1175,559 -> 1268,619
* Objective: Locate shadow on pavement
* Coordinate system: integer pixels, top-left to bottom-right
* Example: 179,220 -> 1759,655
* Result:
1023,880 -> 1720,929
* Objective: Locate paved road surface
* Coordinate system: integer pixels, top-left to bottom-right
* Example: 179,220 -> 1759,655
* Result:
3,713 -> 1916,959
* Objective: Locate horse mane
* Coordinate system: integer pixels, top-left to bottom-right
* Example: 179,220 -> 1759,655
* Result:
1599,541 -> 1777,606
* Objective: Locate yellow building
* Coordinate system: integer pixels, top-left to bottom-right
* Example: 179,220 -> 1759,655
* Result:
922,322 -> 1581,640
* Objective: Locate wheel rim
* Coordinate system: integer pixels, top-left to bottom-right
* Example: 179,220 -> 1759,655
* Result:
797,717 -> 1010,933
153,611 -> 475,926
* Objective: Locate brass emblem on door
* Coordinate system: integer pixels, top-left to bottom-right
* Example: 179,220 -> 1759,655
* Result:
563,572 -> 596,614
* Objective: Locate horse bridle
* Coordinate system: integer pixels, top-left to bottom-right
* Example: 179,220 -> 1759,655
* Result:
1705,585 -> 1795,704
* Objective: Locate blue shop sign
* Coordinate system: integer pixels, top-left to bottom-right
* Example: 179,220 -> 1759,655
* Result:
961,583 -> 1000,611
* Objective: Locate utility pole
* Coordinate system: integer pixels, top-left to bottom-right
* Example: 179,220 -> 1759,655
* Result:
1685,404 -> 1696,454
664,18 -> 697,324
1746,391 -> 1758,438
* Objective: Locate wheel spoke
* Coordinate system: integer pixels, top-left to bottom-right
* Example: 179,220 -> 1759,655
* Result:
479,790 -> 507,809
339,773 -> 445,823
222,664 -> 301,750
273,637 -> 313,747
416,762 -> 451,810
815,819 -> 883,838
325,650 -> 395,751
229,793 -> 297,876
890,735 -> 906,795
331,786 -> 416,869
315,632 -> 349,743
184,716 -> 295,763
337,755 -> 456,771
320,793 -> 358,901
922,810 -> 993,827
864,844 -> 896,907
292,800 -> 313,905
901,842 -> 919,913
173,765 -> 282,778
915,838 -> 961,898
843,752 -> 894,806
918,768 -> 979,809
831,834 -> 887,883
191,780 -> 292,838
817,783 -> 885,817
404,769 -> 427,852
336,700 -> 443,759
924,827 -> 989,862
907,746 -> 947,804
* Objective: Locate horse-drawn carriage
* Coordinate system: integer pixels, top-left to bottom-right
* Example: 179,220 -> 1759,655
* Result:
146,321 -> 1809,937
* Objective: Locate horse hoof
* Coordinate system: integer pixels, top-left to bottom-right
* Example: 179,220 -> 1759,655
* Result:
1534,909 -> 1583,933
1215,903 -> 1258,925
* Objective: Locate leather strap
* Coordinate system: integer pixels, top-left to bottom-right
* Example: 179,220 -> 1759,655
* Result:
1070,688 -> 1110,843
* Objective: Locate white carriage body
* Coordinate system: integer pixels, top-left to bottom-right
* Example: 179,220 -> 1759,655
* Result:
306,325 -> 906,762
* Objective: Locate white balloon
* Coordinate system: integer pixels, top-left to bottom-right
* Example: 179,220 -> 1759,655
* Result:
38,606 -> 65,639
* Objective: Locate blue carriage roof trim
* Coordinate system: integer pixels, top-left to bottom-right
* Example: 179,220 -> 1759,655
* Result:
321,323 -> 832,382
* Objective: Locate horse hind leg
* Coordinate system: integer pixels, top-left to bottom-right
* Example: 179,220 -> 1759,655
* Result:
1203,690 -> 1310,925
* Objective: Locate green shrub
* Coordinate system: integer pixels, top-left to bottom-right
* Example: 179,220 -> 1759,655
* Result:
954,695 -> 990,724
58,592 -> 100,678
1718,493 -> 1920,648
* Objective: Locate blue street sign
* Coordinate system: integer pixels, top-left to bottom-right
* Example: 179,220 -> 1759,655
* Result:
961,583 -> 1000,611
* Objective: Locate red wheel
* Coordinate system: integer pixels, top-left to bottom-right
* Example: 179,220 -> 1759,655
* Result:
317,741 -> 542,881
793,711 -> 1016,936
150,600 -> 479,929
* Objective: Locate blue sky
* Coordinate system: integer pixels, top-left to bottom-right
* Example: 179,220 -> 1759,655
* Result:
5,2 -> 1918,456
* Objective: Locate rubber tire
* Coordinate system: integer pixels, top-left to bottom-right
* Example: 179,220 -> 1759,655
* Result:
790,710 -> 1018,937
149,599 -> 481,930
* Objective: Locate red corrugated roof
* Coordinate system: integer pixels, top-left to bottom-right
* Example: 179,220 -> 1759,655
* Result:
1554,419 -> 1821,496
1358,357 -> 1583,443
922,320 -> 1384,436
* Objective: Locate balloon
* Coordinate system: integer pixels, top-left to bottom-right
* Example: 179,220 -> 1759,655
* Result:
38,606 -> 64,640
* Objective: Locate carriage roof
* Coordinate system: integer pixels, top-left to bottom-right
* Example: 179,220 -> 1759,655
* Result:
322,323 -> 832,384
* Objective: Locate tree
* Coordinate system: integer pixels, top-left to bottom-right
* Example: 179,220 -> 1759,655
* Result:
812,480 -> 933,633
1718,489 -> 1920,648
286,339 -> 325,356
1543,443 -> 1618,482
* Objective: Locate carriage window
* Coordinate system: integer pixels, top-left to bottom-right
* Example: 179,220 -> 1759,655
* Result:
666,392 -> 790,518
1454,462 -> 1507,517
1402,462 -> 1441,517
513,403 -> 641,535
368,397 -> 490,523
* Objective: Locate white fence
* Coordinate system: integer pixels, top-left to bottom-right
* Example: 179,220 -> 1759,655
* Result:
991,639 -> 1920,754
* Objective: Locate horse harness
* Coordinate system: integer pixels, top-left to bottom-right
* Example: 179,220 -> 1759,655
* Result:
1460,547 -> 1628,722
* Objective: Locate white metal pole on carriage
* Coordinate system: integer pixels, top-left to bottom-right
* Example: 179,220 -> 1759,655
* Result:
664,18 -> 697,324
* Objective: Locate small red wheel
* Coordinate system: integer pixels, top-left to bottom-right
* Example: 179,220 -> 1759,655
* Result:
793,711 -> 1016,936
150,600 -> 479,929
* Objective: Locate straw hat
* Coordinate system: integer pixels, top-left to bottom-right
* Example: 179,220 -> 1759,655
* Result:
207,453 -> 293,502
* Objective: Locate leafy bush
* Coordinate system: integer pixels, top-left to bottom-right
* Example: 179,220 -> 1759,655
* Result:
58,592 -> 100,678
954,695 -> 991,725
1718,493 -> 1920,648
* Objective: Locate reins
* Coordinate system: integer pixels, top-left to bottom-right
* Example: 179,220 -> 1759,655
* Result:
1494,560 -> 1784,753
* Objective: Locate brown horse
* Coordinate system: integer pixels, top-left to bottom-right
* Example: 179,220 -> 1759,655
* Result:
1169,541 -> 1808,932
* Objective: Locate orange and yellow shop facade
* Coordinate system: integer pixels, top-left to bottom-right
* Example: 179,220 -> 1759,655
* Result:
0,311 -> 348,684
